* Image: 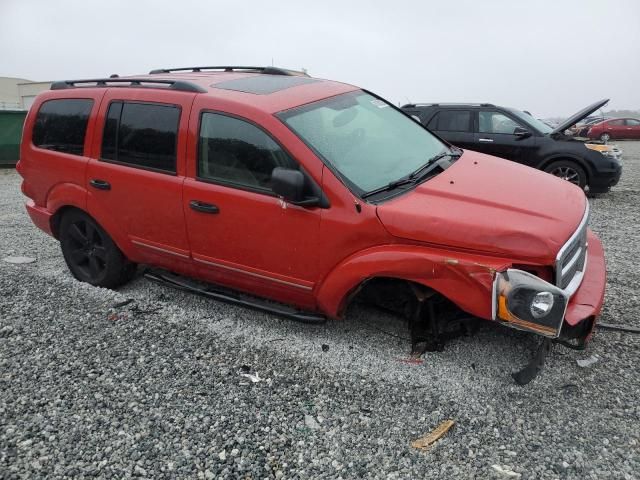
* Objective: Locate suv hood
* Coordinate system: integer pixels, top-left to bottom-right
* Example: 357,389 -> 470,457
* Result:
551,99 -> 609,134
376,151 -> 587,262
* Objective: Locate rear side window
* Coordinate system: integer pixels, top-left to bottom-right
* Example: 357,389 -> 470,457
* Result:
101,101 -> 180,173
427,110 -> 471,132
198,112 -> 297,191
32,99 -> 93,155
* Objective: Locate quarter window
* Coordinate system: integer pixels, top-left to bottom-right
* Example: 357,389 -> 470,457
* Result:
479,111 -> 522,134
427,110 -> 471,132
32,99 -> 93,155
198,113 -> 296,190
101,101 -> 180,173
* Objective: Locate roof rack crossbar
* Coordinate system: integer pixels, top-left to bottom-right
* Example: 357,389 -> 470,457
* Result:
50,78 -> 207,93
149,66 -> 309,77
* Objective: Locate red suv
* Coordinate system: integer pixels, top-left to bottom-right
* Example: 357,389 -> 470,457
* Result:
17,66 -> 606,357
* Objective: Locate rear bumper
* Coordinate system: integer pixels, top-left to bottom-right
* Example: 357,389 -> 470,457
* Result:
25,200 -> 54,237
560,230 -> 606,341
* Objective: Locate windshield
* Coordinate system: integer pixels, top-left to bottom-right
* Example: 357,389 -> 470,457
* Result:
279,91 -> 446,193
508,108 -> 553,134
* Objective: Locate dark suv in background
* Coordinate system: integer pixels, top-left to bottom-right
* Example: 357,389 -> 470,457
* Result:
402,100 -> 622,194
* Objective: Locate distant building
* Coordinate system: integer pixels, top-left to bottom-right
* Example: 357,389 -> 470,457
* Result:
0,76 -> 51,111
0,77 -> 51,165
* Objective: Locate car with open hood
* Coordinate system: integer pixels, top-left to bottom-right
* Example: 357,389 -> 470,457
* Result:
16,67 -> 607,382
402,99 -> 622,194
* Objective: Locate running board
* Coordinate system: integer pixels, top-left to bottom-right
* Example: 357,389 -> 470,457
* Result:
143,269 -> 327,324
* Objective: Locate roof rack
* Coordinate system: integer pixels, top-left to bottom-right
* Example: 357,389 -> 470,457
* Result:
50,78 -> 207,93
148,66 -> 309,77
402,102 -> 495,108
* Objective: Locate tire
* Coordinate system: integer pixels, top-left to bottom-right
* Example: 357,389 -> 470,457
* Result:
543,160 -> 587,190
600,132 -> 611,142
59,210 -> 136,288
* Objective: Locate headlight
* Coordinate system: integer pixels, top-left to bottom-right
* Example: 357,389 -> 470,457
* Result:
494,269 -> 568,338
585,143 -> 615,156
601,150 -> 618,158
531,291 -> 554,318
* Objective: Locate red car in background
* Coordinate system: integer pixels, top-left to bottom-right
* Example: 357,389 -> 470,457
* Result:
588,118 -> 640,141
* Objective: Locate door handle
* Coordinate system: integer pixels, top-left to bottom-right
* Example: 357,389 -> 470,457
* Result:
189,200 -> 219,214
89,179 -> 111,190
478,138 -> 494,143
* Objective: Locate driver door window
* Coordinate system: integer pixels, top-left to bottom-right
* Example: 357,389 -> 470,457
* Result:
198,113 -> 297,192
478,111 -> 522,134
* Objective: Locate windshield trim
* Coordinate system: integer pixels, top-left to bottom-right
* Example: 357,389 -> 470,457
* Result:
276,89 -> 448,202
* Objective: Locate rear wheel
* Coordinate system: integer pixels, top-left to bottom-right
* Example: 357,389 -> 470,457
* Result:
59,210 -> 136,288
599,132 -> 611,142
544,160 -> 587,189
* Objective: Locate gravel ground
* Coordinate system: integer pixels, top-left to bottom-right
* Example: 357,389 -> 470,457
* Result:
1,144 -> 639,479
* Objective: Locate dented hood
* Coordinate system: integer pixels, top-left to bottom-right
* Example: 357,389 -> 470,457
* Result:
376,151 -> 587,262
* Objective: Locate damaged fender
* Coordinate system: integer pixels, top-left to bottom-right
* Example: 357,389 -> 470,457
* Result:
315,244 -> 510,319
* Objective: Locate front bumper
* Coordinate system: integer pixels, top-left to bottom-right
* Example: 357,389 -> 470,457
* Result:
562,229 -> 606,329
589,163 -> 622,193
494,229 -> 606,342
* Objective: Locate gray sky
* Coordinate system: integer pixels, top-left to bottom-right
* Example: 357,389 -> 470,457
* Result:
1,0 -> 639,117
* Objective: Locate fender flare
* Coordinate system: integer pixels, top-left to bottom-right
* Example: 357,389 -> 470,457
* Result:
46,182 -> 87,218
315,245 -> 511,320
46,182 -> 88,238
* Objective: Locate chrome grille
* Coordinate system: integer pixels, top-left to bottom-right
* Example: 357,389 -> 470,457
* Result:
555,204 -> 589,291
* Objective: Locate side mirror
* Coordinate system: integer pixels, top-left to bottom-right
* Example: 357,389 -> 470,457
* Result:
271,167 -> 321,207
514,126 -> 532,139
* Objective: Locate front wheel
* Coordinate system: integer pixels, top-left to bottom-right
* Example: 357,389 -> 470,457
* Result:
59,210 -> 136,288
543,160 -> 587,190
599,132 -> 611,142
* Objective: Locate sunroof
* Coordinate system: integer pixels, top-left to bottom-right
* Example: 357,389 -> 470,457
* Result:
213,75 -> 321,95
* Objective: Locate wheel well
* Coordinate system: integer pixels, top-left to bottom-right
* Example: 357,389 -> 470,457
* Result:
539,157 -> 591,183
343,277 -> 437,319
50,206 -> 83,239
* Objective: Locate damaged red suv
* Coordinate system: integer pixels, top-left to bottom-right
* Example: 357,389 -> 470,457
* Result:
17,66 -> 606,380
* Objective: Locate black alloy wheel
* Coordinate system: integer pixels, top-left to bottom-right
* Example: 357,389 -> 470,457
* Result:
544,160 -> 587,189
60,210 -> 136,288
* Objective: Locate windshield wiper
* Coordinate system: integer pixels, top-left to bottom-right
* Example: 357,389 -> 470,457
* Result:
360,176 -> 417,199
361,148 -> 462,199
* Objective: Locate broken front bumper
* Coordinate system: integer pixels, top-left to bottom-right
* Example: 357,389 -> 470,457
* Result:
493,229 -> 605,342
559,230 -> 606,343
